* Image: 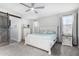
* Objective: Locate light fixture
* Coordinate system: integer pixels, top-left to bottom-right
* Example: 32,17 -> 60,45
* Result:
31,8 -> 34,10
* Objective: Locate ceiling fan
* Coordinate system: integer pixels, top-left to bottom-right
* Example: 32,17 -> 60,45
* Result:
20,3 -> 45,14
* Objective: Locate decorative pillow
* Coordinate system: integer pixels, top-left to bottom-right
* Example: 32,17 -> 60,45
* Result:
39,30 -> 47,34
47,31 -> 56,34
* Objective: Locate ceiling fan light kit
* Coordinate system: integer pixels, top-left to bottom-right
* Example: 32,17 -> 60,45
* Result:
20,3 -> 45,14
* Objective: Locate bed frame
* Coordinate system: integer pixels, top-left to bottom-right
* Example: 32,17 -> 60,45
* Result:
24,33 -> 57,55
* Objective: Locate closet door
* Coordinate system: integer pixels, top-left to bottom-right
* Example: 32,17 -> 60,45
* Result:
1,16 -> 9,42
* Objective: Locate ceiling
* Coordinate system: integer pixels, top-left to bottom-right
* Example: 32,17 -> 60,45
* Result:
0,3 -> 79,19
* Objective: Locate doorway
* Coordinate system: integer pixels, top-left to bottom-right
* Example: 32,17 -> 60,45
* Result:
62,15 -> 74,46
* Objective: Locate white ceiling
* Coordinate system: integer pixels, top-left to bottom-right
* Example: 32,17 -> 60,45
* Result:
0,3 -> 79,19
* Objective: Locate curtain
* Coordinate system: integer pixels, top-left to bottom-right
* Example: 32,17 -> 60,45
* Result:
58,16 -> 62,43
72,12 -> 78,46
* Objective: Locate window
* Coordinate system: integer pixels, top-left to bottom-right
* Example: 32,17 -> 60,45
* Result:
62,15 -> 74,25
62,15 -> 74,35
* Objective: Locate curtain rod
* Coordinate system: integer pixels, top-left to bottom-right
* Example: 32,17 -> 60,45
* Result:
0,11 -> 21,19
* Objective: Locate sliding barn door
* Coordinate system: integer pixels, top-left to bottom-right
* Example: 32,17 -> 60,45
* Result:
0,13 -> 10,46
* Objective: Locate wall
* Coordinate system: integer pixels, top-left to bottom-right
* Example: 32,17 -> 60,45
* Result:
22,15 -> 31,26
38,15 -> 58,33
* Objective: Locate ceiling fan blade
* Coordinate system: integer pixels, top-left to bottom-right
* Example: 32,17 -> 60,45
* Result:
25,9 -> 31,12
35,6 -> 45,9
34,10 -> 38,14
20,3 -> 31,8
31,3 -> 35,7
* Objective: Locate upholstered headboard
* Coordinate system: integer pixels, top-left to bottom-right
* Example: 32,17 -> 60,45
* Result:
39,26 -> 57,34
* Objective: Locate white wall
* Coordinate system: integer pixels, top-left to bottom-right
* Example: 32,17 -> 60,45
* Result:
22,16 -> 31,26
38,15 -> 58,32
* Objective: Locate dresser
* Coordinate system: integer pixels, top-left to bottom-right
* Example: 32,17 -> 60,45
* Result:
23,28 -> 30,40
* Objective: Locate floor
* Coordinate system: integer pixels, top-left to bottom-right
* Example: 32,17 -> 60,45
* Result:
0,42 -> 79,56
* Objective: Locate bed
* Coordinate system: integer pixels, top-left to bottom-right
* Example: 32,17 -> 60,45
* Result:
24,31 -> 57,55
